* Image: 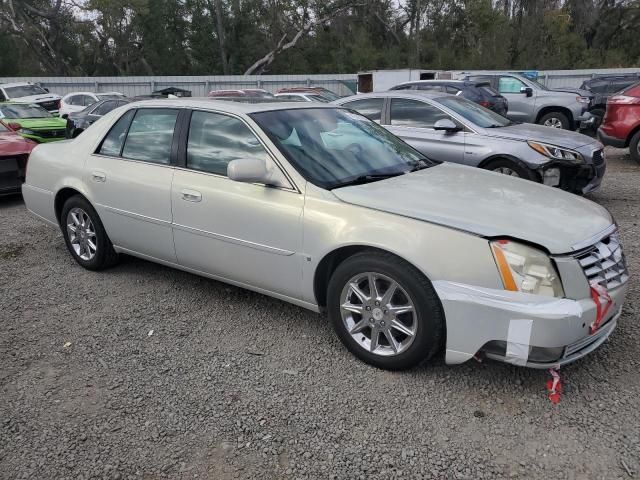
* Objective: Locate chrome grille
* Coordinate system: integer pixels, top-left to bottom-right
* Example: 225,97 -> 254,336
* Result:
575,232 -> 628,289
592,149 -> 605,167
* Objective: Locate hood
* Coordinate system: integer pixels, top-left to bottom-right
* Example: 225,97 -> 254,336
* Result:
481,123 -> 596,149
550,87 -> 593,98
331,163 -> 612,254
13,117 -> 66,130
9,94 -> 61,103
0,131 -> 36,155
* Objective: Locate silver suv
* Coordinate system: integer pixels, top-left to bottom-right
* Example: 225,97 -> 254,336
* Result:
333,91 -> 605,194
463,73 -> 594,130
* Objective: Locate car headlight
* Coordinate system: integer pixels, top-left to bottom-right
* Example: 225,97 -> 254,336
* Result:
19,128 -> 37,135
491,240 -> 564,297
527,141 -> 584,164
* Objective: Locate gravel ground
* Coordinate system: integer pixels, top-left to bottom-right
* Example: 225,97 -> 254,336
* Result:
1,147 -> 639,480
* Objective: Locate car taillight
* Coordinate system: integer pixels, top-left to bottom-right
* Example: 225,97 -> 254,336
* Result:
608,95 -> 640,105
479,101 -> 490,108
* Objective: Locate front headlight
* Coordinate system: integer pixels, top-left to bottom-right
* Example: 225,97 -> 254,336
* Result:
491,240 -> 564,297
528,141 -> 584,164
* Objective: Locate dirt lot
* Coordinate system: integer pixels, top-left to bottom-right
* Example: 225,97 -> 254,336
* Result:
1,147 -> 639,480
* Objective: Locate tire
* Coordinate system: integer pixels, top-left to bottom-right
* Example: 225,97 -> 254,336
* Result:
327,250 -> 445,370
482,158 -> 537,181
629,130 -> 640,165
60,195 -> 119,270
538,111 -> 571,130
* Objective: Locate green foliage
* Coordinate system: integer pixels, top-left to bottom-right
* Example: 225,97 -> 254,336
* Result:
0,0 -> 639,75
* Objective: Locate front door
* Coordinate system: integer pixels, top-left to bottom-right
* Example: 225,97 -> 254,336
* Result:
497,76 -> 536,123
384,97 -> 465,163
171,110 -> 304,299
84,107 -> 179,263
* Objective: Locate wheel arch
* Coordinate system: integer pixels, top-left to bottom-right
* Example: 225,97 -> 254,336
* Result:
54,187 -> 90,225
625,123 -> 640,147
477,154 -> 541,181
313,245 -> 429,310
535,106 -> 574,129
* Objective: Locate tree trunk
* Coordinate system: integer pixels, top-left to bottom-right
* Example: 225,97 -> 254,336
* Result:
212,0 -> 229,74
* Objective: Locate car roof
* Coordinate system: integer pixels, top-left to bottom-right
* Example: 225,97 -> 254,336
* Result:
395,80 -> 467,86
337,91 -> 451,102
0,82 -> 40,88
126,98 -> 336,114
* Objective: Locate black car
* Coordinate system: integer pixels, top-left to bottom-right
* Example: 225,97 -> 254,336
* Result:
389,80 -> 508,116
65,98 -> 132,139
580,73 -> 640,126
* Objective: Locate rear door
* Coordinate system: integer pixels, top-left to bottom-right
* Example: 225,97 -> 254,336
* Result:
384,97 -> 465,163
170,109 -> 304,298
85,107 -> 180,262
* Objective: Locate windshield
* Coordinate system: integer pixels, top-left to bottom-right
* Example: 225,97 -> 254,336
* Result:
251,108 -> 434,189
0,103 -> 52,119
4,84 -> 48,98
525,77 -> 549,91
437,96 -> 511,128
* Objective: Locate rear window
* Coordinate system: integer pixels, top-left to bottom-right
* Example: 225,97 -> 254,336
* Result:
622,83 -> 640,97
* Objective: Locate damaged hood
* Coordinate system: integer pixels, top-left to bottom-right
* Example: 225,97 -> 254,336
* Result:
481,123 -> 597,150
332,163 -> 613,254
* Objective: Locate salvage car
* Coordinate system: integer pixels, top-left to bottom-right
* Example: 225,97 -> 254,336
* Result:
59,91 -> 125,118
334,92 -> 605,194
0,82 -> 61,115
23,100 -> 628,370
390,80 -> 508,116
463,73 -> 593,130
580,73 -> 640,128
0,103 -> 66,143
66,97 -> 132,138
0,121 -> 36,195
598,82 -> 640,163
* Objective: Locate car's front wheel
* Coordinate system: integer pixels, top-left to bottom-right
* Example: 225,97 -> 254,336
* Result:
482,158 -> 537,181
539,111 -> 571,130
61,195 -> 119,270
327,251 -> 444,370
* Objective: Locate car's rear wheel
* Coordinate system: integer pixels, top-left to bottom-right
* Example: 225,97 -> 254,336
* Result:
630,131 -> 640,164
539,111 -> 571,130
482,158 -> 537,181
327,251 -> 444,370
61,195 -> 119,270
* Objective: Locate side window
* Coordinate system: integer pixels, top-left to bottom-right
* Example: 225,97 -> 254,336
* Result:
186,111 -> 270,176
67,95 -> 81,106
498,76 -> 526,93
94,101 -> 117,116
98,109 -> 136,156
83,95 -> 97,106
121,109 -> 178,164
390,98 -> 450,128
342,98 -> 384,122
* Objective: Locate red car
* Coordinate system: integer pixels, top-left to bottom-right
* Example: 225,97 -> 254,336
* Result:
598,82 -> 640,163
0,121 -> 36,195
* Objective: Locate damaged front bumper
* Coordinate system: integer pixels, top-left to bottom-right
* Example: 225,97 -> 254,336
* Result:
434,280 -> 628,369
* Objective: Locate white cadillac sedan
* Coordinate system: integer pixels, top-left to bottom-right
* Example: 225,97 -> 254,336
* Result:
23,99 -> 628,370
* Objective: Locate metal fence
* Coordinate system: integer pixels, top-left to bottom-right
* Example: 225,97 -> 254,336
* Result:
0,74 -> 358,97
2,68 -> 640,97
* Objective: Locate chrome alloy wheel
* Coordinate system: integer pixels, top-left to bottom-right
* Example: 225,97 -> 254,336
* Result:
66,207 -> 97,261
543,117 -> 563,128
340,272 -> 417,356
493,167 -> 520,177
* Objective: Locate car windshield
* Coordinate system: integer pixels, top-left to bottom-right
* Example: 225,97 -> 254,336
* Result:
251,108 -> 435,189
525,77 -> 549,91
4,84 -> 48,98
437,96 -> 511,128
0,104 -> 52,119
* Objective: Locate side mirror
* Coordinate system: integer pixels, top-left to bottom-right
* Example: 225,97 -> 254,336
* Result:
433,118 -> 461,132
7,122 -> 21,131
227,158 -> 290,188
520,86 -> 533,97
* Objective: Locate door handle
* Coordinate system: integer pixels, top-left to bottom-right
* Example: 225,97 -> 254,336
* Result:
91,171 -> 106,182
181,189 -> 202,202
